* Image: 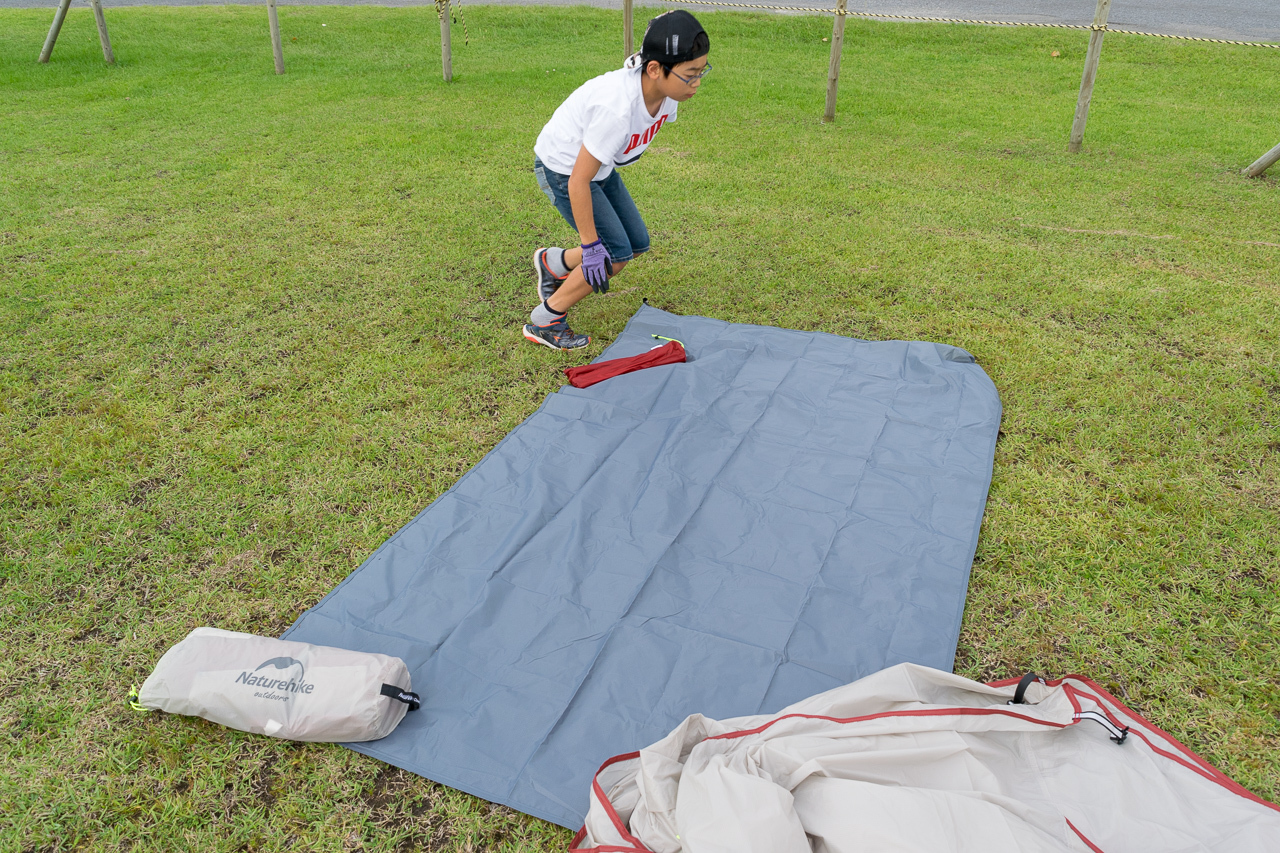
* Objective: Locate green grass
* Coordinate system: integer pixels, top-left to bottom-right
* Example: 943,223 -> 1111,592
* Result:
2,5 -> 1278,850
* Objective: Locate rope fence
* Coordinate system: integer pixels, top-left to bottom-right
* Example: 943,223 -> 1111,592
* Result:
32,0 -> 1280,173
629,0 -> 1278,170
648,0 -> 1280,49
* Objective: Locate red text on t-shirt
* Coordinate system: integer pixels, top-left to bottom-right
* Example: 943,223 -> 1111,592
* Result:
623,115 -> 669,155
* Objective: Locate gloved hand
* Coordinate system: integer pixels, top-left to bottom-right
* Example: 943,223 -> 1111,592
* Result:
580,239 -> 612,294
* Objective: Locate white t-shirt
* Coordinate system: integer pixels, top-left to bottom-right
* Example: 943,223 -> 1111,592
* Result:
534,66 -> 678,181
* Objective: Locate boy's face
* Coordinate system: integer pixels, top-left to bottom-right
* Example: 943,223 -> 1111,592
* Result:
648,57 -> 710,102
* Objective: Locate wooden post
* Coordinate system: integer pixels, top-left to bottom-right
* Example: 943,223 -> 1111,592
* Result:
1243,141 -> 1280,178
39,0 -> 73,63
440,0 -> 452,82
267,0 -> 285,74
624,0 -> 634,59
1068,0 -> 1112,153
822,0 -> 847,123
90,0 -> 114,64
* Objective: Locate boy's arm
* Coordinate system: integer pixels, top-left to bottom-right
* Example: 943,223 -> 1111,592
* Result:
568,145 -> 603,245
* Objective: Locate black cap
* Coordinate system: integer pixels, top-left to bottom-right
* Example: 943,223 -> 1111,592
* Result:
640,11 -> 709,67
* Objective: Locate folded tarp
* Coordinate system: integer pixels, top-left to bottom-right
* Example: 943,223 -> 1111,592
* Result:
282,305 -> 1002,827
572,663 -> 1280,852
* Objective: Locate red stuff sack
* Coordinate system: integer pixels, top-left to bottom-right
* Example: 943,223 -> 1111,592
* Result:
564,340 -> 686,389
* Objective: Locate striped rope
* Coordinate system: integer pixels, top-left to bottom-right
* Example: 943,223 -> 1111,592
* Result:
651,0 -> 1280,49
1106,27 -> 1277,48
436,0 -> 471,45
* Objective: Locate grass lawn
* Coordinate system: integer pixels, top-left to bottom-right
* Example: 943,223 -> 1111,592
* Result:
2,4 -> 1278,850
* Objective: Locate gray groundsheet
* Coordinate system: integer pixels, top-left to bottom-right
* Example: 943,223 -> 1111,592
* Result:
282,305 -> 1002,827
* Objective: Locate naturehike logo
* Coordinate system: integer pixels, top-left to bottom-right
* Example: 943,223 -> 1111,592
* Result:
235,656 -> 315,696
257,657 -> 305,678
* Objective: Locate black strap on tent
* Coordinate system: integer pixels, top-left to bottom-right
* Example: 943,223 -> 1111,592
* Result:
1008,672 -> 1041,705
1074,710 -> 1130,744
381,684 -> 422,711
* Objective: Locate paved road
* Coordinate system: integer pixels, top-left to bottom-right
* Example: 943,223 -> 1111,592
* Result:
3,0 -> 1276,43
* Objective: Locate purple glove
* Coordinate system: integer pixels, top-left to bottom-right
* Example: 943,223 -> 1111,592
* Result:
580,239 -> 612,294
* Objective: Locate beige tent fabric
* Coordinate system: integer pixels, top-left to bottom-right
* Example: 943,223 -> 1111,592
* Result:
572,664 -> 1280,853
137,627 -> 414,742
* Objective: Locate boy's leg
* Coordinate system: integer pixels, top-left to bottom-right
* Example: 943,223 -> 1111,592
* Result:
555,174 -> 645,271
526,167 -> 635,348
546,259 -> 627,313
532,245 -> 587,302
534,248 -> 571,302
541,177 -> 634,313
544,170 -> 646,311
599,172 -> 650,259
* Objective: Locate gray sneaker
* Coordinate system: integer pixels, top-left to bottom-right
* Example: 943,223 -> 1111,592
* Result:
522,319 -> 590,350
533,248 -> 567,302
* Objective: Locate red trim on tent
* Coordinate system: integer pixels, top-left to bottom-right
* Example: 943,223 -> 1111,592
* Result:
1062,684 -> 1128,732
593,751 -> 642,770
573,674 -> 1280,849
570,710 -> 1067,850
986,674 -> 1280,814
1062,683 -> 1085,716
569,752 -> 654,853
594,756 -> 646,846
1059,677 -> 1280,814
705,706 -> 1070,742
1065,818 -> 1107,853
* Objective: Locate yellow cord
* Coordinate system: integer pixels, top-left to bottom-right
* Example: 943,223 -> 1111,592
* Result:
127,685 -> 151,712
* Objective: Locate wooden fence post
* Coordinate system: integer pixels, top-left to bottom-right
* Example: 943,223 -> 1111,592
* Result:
624,0 -> 634,59
1068,0 -> 1112,153
267,0 -> 285,74
822,0 -> 847,122
38,0 -> 73,63
90,0 -> 114,64
440,0 -> 453,82
1243,141 -> 1280,178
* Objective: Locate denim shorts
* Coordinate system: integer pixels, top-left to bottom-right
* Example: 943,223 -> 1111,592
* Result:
534,157 -> 650,263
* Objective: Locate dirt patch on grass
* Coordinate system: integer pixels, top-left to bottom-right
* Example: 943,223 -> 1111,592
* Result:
128,477 -> 169,506
252,752 -> 279,811
361,766 -> 455,851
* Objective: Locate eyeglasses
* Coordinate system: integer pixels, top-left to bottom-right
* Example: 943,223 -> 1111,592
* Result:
670,64 -> 712,86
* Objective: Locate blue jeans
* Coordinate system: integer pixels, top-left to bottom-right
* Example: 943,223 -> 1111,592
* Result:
534,157 -> 650,263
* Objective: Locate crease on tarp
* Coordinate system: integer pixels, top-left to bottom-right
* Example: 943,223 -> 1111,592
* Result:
475,337 -> 700,799
508,335 -> 806,791
405,404 -> 653,665
280,384 -> 629,644
284,351 -> 673,645
759,351 -> 890,703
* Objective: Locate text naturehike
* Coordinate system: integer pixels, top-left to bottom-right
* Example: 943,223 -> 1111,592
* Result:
235,671 -> 315,694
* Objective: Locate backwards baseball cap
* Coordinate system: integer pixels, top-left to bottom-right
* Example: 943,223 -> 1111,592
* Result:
640,10 -> 709,67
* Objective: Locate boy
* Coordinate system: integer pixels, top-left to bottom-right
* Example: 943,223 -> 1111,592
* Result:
524,10 -> 711,350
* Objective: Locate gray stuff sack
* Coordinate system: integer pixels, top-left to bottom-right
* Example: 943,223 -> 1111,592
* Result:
135,627 -> 420,742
